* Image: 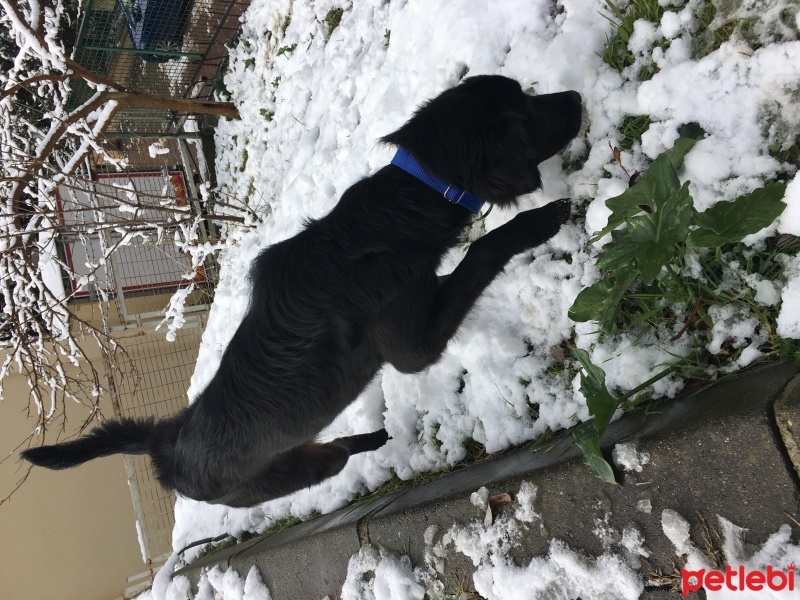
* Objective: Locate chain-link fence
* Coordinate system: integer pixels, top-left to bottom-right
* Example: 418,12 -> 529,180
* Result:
57,131 -> 223,570
59,0 -> 251,576
110,324 -> 205,561
72,0 -> 249,134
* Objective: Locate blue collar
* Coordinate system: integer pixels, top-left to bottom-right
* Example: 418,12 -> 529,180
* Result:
391,147 -> 485,215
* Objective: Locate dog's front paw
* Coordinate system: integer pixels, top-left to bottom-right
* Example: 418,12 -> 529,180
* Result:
526,198 -> 572,244
369,428 -> 390,448
547,198 -> 573,225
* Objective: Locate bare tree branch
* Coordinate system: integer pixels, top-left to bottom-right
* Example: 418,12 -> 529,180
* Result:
0,0 -> 248,503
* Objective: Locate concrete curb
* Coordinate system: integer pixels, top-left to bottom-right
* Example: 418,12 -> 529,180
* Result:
176,359 -> 800,598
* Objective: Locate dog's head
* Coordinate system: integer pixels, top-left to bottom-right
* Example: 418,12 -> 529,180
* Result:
382,75 -> 583,206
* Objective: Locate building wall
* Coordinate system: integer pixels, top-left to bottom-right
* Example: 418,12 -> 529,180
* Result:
0,360 -> 145,600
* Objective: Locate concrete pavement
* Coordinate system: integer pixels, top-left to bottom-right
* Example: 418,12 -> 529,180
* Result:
174,359 -> 800,598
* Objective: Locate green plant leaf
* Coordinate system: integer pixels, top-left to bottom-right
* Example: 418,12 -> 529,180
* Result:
626,181 -> 694,284
592,133 -> 702,243
573,420 -> 617,484
677,122 -> 706,142
568,267 -> 636,331
596,232 -> 637,271
573,348 -> 621,432
686,182 -> 788,248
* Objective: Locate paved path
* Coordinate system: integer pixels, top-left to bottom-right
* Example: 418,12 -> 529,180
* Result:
175,360 -> 800,598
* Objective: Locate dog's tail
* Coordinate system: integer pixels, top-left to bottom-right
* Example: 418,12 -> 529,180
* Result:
21,417 -> 156,470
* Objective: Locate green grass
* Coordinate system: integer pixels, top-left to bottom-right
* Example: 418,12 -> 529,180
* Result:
619,115 -> 651,150
277,43 -> 297,57
601,0 -> 667,74
430,422 -> 443,450
600,0 -> 761,80
245,176 -> 256,202
197,515 -> 315,559
324,7 -> 344,37
770,137 -> 800,171
695,0 -> 737,55
460,437 -> 487,463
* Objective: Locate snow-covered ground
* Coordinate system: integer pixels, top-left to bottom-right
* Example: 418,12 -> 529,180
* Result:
146,0 -> 800,597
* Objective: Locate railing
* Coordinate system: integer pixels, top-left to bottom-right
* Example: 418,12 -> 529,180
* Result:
72,0 -> 249,134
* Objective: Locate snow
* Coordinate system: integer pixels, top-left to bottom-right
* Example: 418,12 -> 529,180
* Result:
612,442 -> 651,473
777,255 -> 800,338
341,547 -> 425,600
112,0 -> 800,595
149,142 -> 171,158
138,565 -> 270,600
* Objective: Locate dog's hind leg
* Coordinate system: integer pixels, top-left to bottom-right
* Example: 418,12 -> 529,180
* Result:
377,199 -> 571,374
217,430 -> 388,507
332,429 -> 390,454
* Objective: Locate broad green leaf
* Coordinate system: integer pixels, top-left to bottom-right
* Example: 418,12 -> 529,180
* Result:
627,182 -> 694,285
596,183 -> 659,242
664,133 -> 704,169
573,348 -> 620,432
631,241 -> 673,285
573,420 -> 617,485
591,133 -> 702,244
596,234 -> 637,271
568,267 -> 636,331
676,122 -> 706,143
686,182 -> 787,248
646,148 -> 682,208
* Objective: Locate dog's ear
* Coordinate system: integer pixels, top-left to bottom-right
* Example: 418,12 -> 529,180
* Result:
470,112 -> 542,205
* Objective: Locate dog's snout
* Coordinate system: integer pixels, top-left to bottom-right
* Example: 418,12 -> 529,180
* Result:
565,90 -> 582,106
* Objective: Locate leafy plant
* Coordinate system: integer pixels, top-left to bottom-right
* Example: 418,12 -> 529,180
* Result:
569,126 -> 787,333
567,125 -> 792,482
572,350 -> 684,482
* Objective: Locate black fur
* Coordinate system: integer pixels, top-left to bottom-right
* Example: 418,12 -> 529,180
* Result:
22,76 -> 583,507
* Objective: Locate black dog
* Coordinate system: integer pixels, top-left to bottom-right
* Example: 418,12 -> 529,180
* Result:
23,76 -> 582,507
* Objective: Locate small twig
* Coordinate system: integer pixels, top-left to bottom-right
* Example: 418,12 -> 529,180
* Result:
784,511 -> 800,528
609,141 -> 632,179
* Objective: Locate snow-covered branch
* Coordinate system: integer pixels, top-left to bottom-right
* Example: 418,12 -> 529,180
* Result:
0,0 -> 247,503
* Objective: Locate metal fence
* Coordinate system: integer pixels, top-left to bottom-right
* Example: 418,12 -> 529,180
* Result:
110,324 -> 206,562
62,0 -> 245,577
72,0 -> 249,134
60,134 -> 219,571
59,167 -> 216,326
